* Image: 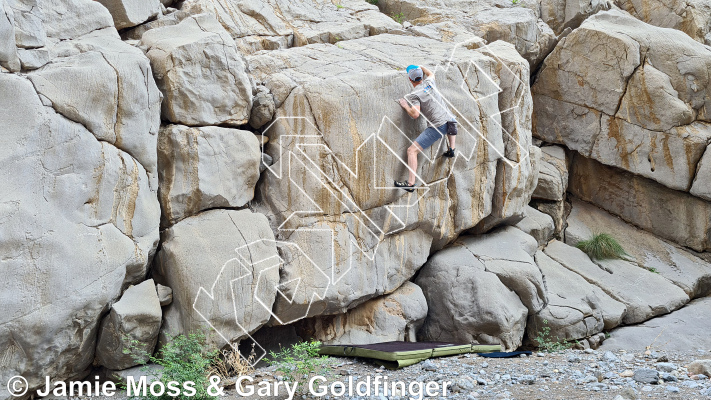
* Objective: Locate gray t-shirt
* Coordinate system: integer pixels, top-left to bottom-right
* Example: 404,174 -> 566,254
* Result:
405,76 -> 455,128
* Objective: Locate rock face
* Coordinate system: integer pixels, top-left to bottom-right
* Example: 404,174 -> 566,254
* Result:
28,33 -> 162,186
601,297 -> 711,352
514,205 -> 555,246
534,10 -> 711,196
153,209 -> 280,350
0,0 -> 161,395
156,284 -> 173,306
157,125 -> 261,227
95,0 -> 161,30
95,279 -> 162,370
566,198 -> 711,299
6,0 -> 711,394
466,7 -> 558,68
298,282 -> 427,344
544,240 -> 689,324
249,91 -> 276,130
540,0 -> 615,34
249,35 -> 536,322
529,145 -> 568,237
533,145 -> 567,202
691,149 -> 711,202
417,227 -> 544,350
1,0 -> 20,72
139,13 -> 252,127
9,0 -> 47,50
417,239 -> 528,351
528,250 -> 625,343
41,0 -> 115,41
615,0 -> 711,44
570,154 -> 711,252
376,0 -> 557,67
180,0 -> 401,52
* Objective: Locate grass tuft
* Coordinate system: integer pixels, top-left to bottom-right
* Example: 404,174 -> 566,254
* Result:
576,233 -> 629,260
391,12 -> 404,23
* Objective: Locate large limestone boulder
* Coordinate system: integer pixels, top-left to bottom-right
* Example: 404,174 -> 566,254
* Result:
514,205 -> 555,246
139,13 -> 252,127
418,227 -> 544,350
528,250 -> 625,343
469,42 -> 540,232
566,197 -> 711,299
0,0 -> 20,71
533,10 -> 711,193
95,279 -> 162,370
298,282 -> 427,345
29,31 -> 162,186
41,0 -> 115,41
96,0 -> 161,30
416,239 -> 529,351
1,1 -> 161,396
121,8 -> 189,41
8,0 -> 47,50
601,297 -> 711,352
615,0 -> 711,44
153,209 -> 280,352
570,154 -> 711,252
467,7 -> 558,68
459,226 -> 547,314
157,125 -> 261,227
248,35 -> 536,322
377,0 -> 557,67
544,240 -> 689,324
180,0 -> 401,53
533,145 -> 567,201
249,91 -> 276,129
540,0 -> 615,34
0,72 -> 159,399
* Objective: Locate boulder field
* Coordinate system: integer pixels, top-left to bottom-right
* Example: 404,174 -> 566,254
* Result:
1,0 -> 711,397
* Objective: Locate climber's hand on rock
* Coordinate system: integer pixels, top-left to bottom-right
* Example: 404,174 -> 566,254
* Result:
398,98 -> 408,109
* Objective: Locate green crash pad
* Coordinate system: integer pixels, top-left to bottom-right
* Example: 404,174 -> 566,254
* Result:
319,341 -> 501,369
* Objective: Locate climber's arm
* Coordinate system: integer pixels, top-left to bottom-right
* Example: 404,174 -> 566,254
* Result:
399,98 -> 421,119
421,65 -> 434,79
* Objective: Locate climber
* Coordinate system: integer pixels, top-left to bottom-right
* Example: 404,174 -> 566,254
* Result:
394,65 -> 458,193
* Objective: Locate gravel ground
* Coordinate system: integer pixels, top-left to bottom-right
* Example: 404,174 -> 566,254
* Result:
227,348 -> 711,400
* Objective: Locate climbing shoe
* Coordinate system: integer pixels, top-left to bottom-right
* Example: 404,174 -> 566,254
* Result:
394,180 -> 416,193
443,148 -> 455,158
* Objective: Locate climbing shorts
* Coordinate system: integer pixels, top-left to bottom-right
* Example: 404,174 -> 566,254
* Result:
414,123 -> 448,150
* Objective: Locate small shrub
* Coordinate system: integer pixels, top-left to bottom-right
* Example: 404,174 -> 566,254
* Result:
367,0 -> 378,4
576,233 -> 629,260
391,12 -> 405,24
208,344 -> 256,383
124,333 -> 218,400
511,0 -> 520,4
265,341 -> 329,391
534,319 -> 573,353
335,3 -> 344,8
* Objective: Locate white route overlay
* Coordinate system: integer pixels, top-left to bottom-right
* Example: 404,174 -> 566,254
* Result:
194,39 -> 530,365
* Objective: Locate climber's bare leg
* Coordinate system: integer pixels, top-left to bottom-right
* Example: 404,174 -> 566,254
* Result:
407,142 -> 422,186
447,134 -> 456,150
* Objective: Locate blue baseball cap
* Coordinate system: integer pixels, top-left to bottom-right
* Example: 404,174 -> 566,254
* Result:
406,65 -> 423,81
